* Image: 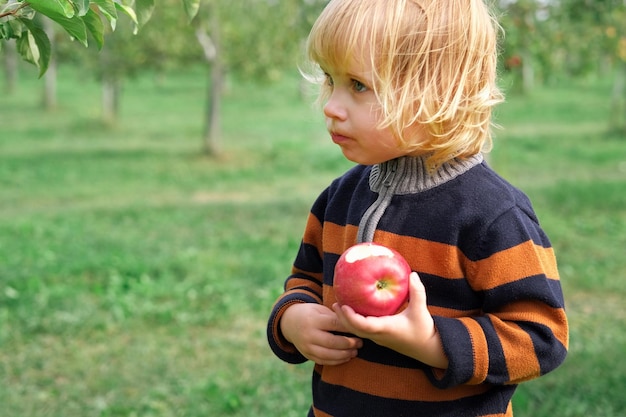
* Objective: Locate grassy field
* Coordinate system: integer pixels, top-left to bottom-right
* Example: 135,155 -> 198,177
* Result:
1,64 -> 625,416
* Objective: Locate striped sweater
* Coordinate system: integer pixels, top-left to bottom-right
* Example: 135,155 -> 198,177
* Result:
267,154 -> 569,417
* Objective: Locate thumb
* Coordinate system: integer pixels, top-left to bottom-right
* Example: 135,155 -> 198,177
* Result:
408,271 -> 427,305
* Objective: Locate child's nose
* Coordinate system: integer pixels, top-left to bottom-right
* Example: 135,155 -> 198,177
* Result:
323,91 -> 348,121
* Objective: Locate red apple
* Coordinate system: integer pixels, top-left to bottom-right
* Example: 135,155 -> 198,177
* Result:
333,242 -> 411,317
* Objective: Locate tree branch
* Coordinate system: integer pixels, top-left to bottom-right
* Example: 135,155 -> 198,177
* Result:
0,2 -> 30,19
194,27 -> 216,62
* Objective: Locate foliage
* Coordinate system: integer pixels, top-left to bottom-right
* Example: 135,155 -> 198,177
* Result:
498,0 -> 626,78
58,1 -> 200,80
495,0 -> 626,129
211,1 -> 305,81
0,0 -> 200,76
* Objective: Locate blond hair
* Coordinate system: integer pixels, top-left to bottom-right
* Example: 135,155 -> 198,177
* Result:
305,0 -> 504,169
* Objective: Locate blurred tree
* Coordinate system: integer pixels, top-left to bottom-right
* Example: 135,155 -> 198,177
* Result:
1,0 -> 328,153
498,0 -> 561,93
556,0 -> 626,131
192,0 -> 325,156
64,2 -> 201,124
497,0 -> 625,130
603,1 -> 626,132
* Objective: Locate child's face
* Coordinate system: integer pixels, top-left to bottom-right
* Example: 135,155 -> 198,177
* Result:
322,60 -> 414,165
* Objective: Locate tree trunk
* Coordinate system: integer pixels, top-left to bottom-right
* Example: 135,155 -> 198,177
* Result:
205,43 -> 223,156
609,61 -> 626,133
42,17 -> 57,111
520,7 -> 535,94
100,47 -> 121,125
195,4 -> 223,157
2,39 -> 18,95
521,48 -> 535,94
102,76 -> 121,125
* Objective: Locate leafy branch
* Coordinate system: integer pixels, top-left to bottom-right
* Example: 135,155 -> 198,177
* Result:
0,0 -> 200,77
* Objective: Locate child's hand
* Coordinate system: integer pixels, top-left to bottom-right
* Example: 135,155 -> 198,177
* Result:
281,302 -> 363,366
332,272 -> 448,369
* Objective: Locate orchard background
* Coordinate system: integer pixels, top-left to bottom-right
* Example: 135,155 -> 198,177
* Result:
1,0 -> 625,415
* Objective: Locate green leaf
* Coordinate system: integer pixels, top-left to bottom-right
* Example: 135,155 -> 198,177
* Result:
91,0 -> 118,29
15,33 -> 38,66
182,0 -> 201,21
16,19 -> 51,77
28,0 -> 76,19
0,21 -> 17,40
1,19 -> 27,40
27,0 -> 89,45
75,0 -> 92,16
114,2 -> 139,34
135,0 -> 155,27
82,7 -> 105,49
44,11 -> 89,47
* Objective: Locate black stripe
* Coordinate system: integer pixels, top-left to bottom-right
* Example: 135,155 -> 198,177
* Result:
313,368 -> 517,417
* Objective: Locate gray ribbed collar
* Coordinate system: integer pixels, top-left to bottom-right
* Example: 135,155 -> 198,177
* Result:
369,153 -> 483,195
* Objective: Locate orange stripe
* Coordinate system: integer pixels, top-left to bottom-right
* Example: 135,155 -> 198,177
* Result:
375,230 -> 466,278
319,357 -> 490,401
286,275 -> 322,290
313,226 -> 469,281
302,212 -> 323,249
493,319 -> 541,382
459,318 -> 490,384
322,283 -> 338,307
319,222 -> 359,256
429,305 -> 481,318
470,241 -> 559,289
301,211 -> 325,261
307,223 -> 558,287
497,300 -> 569,350
283,288 -> 322,304
291,265 -> 323,280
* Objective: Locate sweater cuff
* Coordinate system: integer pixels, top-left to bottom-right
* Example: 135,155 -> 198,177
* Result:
267,294 -> 318,364
425,316 -> 478,388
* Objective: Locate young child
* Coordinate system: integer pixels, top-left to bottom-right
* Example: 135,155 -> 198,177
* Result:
267,0 -> 569,416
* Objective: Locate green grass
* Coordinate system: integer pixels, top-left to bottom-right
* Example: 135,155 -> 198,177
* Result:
1,63 -> 625,416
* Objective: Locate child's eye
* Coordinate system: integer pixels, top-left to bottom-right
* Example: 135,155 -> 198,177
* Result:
324,73 -> 334,87
352,79 -> 368,92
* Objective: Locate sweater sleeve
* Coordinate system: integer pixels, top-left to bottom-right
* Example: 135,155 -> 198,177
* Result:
426,205 -> 569,388
267,191 -> 328,364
